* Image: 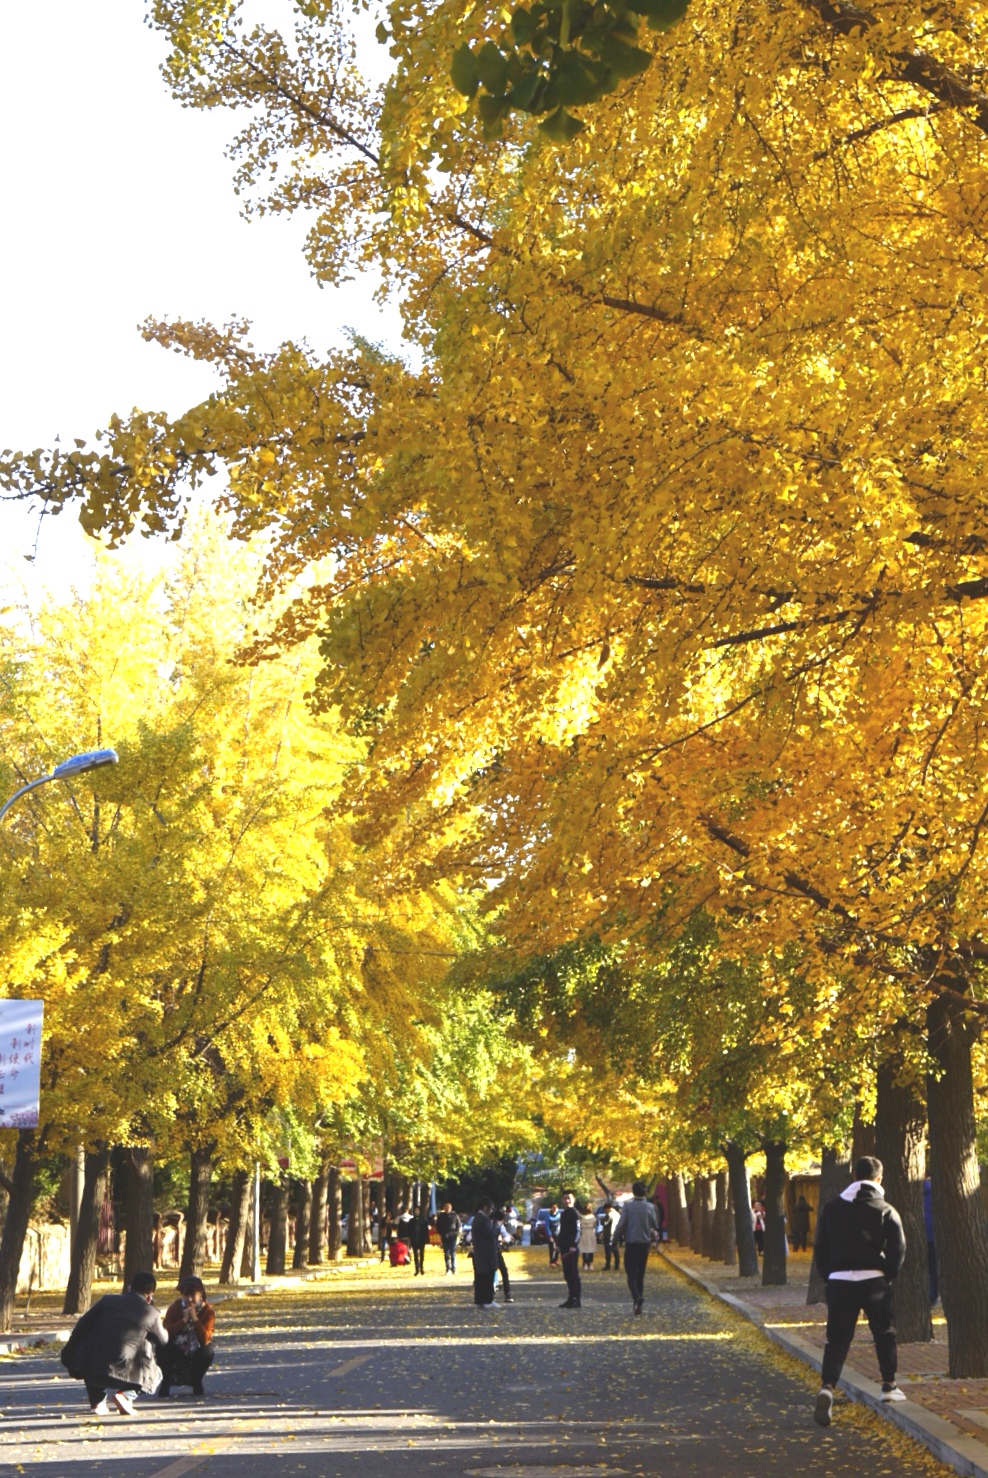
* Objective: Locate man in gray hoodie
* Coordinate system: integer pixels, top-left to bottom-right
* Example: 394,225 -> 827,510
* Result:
611,1181 -> 659,1315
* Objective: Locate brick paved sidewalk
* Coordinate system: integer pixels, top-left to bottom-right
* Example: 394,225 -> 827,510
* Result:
664,1245 -> 988,1448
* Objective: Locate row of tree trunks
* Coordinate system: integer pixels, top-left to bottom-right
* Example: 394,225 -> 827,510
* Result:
725,1142 -> 759,1277
0,1130 -> 40,1333
807,1146 -> 848,1305
309,1164 -> 330,1264
292,1178 -> 312,1270
179,1144 -> 215,1282
219,1168 -> 252,1285
761,1141 -> 788,1287
875,1057 -> 932,1345
63,1143 -> 110,1315
666,1173 -> 691,1247
266,1180 -> 289,1275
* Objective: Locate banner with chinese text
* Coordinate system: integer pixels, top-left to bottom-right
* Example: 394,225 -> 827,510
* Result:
0,1001 -> 43,1128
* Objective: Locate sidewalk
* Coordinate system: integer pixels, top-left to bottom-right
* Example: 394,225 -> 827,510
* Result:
662,1245 -> 988,1478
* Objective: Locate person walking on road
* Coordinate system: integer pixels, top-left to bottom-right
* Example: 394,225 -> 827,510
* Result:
602,1201 -> 621,1271
436,1202 -> 461,1275
471,1197 -> 500,1308
494,1207 -> 515,1304
579,1201 -> 597,1271
612,1180 -> 659,1315
812,1155 -> 907,1427
59,1269 -> 169,1415
410,1206 -> 431,1276
160,1276 -> 215,1397
557,1190 -> 582,1308
791,1194 -> 812,1253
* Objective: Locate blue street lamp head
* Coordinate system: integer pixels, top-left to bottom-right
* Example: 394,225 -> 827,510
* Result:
51,748 -> 119,779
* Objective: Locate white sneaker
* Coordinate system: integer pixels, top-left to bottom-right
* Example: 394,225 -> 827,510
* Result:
881,1383 -> 906,1402
813,1388 -> 834,1426
480,1302 -> 497,1309
91,1399 -> 110,1416
112,1391 -> 136,1416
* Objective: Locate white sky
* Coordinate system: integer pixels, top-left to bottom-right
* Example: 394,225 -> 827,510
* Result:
0,0 -> 397,602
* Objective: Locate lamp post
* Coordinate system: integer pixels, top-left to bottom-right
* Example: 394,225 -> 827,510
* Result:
0,749 -> 118,825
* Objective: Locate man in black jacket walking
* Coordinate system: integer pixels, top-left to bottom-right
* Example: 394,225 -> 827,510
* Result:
812,1155 -> 907,1426
557,1190 -> 582,1308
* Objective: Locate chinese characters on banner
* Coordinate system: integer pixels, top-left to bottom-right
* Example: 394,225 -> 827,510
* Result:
0,1000 -> 43,1128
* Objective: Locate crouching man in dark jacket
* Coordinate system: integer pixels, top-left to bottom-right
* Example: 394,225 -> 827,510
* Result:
60,1270 -> 168,1415
812,1156 -> 906,1426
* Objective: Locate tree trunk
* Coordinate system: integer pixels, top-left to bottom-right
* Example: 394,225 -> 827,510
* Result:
179,1145 -> 214,1282
700,1175 -> 718,1259
721,1168 -> 737,1267
292,1178 -> 312,1270
876,1056 -> 933,1344
122,1146 -> 154,1290
927,991 -> 988,1377
666,1173 -> 691,1247
240,1198 -> 255,1280
63,1143 -> 110,1314
327,1167 -> 342,1261
309,1164 -> 329,1264
761,1140 -> 788,1286
347,1179 -> 364,1256
690,1178 -> 703,1253
266,1180 -> 289,1275
852,1101 -> 877,1166
726,1141 -> 758,1277
808,1146 -> 850,1304
220,1169 -> 251,1286
0,1131 -> 39,1332
713,1170 -> 730,1262
362,1179 -> 373,1249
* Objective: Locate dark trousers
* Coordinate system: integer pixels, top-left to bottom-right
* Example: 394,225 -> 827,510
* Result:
604,1237 -> 620,1271
822,1278 -> 896,1388
624,1242 -> 650,1304
582,1252 -> 594,1269
413,1243 -> 426,1274
474,1268 -> 495,1305
443,1235 -> 458,1273
497,1251 -> 512,1299
160,1341 -> 215,1394
561,1248 -> 582,1304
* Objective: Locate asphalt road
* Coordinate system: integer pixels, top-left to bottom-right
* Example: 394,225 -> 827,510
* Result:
0,1248 -> 945,1477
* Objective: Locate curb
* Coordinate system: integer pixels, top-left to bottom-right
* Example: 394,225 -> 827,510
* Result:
0,1257 -> 380,1356
659,1250 -> 988,1478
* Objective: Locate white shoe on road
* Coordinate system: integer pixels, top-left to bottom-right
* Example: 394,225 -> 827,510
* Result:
112,1391 -> 136,1416
813,1388 -> 834,1426
91,1400 -> 110,1416
881,1383 -> 906,1401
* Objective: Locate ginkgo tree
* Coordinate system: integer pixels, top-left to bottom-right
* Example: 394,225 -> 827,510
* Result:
7,0 -> 988,1372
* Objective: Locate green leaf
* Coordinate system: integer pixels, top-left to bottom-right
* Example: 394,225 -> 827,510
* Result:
451,44 -> 480,98
548,49 -> 613,107
475,40 -> 510,94
507,66 -> 548,113
598,33 -> 653,77
477,91 -> 513,134
635,0 -> 689,30
375,20 -> 389,43
538,104 -> 586,141
510,6 -> 538,44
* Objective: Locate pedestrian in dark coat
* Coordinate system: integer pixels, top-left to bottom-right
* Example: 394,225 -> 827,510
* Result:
409,1208 -> 431,1276
791,1194 -> 812,1252
471,1198 -> 500,1308
557,1190 -> 582,1308
60,1270 -> 168,1415
812,1155 -> 906,1427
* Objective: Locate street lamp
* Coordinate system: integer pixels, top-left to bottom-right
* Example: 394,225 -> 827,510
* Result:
0,748 -> 119,825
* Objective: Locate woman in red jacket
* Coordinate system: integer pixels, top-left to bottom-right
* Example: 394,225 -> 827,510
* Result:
159,1276 -> 216,1397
